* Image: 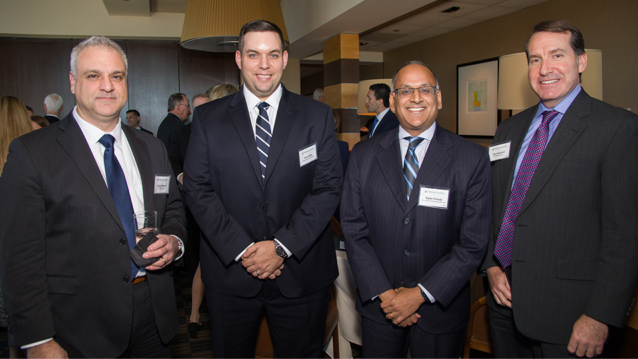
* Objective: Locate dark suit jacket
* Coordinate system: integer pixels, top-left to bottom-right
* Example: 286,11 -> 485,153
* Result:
45,114 -> 60,124
369,110 -> 400,138
0,114 -> 186,357
168,123 -> 191,179
480,90 -> 638,344
139,126 -> 153,135
341,124 -> 491,334
183,86 -> 342,299
157,112 -> 184,150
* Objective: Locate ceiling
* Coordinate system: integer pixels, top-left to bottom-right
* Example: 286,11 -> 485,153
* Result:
105,0 -> 549,58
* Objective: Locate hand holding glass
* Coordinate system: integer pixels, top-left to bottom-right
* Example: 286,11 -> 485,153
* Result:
134,210 -> 159,243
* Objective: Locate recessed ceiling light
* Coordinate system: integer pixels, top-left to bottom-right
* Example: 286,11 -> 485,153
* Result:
441,6 -> 462,13
359,42 -> 368,46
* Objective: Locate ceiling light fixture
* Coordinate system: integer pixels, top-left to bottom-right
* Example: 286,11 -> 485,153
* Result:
180,0 -> 289,52
441,6 -> 462,13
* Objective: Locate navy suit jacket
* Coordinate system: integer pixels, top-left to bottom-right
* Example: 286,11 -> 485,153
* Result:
183,86 -> 342,299
369,110 -> 399,138
0,114 -> 186,356
157,113 -> 184,150
481,90 -> 638,344
341,124 -> 491,334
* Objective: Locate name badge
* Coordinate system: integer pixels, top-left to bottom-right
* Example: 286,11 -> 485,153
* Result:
299,143 -> 318,167
154,175 -> 171,194
418,186 -> 449,209
489,141 -> 511,162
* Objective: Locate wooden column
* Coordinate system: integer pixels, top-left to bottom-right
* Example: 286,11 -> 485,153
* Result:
323,34 -> 359,149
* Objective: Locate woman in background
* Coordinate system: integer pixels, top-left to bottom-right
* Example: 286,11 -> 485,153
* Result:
1,96 -> 34,358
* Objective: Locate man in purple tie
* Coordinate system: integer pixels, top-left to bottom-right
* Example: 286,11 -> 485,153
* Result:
481,20 -> 638,358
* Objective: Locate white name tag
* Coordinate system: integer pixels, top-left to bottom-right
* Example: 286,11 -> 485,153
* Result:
418,186 -> 449,209
154,175 -> 171,194
299,143 -> 318,167
489,141 -> 511,162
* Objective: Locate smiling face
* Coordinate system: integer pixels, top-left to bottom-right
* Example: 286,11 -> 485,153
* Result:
390,64 -> 442,136
236,31 -> 288,101
527,31 -> 587,109
70,46 -> 127,131
125,112 -> 139,128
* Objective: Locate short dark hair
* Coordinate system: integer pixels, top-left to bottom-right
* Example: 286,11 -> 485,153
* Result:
25,105 -> 34,113
126,109 -> 140,117
525,20 -> 585,60
369,83 -> 391,108
238,20 -> 286,53
167,93 -> 186,112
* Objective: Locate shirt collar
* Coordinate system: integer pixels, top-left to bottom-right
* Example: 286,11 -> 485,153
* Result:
377,108 -> 390,120
536,84 -> 582,116
243,84 -> 283,112
73,106 -> 123,146
398,121 -> 437,142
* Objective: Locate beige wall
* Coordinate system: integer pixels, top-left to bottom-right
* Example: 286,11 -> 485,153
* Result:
383,0 -> 638,135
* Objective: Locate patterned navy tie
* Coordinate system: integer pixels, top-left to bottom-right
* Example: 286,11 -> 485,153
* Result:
256,102 -> 272,185
98,134 -> 139,277
403,136 -> 425,201
493,110 -> 559,268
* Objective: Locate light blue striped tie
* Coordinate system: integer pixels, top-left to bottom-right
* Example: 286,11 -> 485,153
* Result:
403,136 -> 424,201
256,102 -> 272,185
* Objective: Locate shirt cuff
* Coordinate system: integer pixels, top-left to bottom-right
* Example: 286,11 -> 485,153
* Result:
236,242 -> 255,262
171,235 -> 185,261
418,284 -> 436,303
21,338 -> 53,350
273,238 -> 292,258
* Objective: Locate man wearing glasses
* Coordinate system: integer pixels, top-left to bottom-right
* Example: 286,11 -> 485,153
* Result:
341,61 -> 491,358
157,92 -> 191,149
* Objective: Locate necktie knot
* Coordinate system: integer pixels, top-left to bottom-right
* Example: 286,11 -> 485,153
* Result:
541,110 -> 559,125
98,134 -> 115,149
406,136 -> 424,150
258,102 -> 270,112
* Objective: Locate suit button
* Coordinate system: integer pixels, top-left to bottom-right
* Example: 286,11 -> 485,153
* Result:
263,236 -> 268,241
123,276 -> 129,283
119,238 -> 126,245
260,203 -> 264,209
404,218 -> 410,224
400,281 -> 404,286
404,250 -> 410,256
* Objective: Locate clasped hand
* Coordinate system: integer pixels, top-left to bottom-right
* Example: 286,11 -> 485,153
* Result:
379,287 -> 425,327
241,241 -> 284,280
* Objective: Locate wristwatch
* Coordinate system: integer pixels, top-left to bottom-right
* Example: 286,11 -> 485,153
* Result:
274,240 -> 288,259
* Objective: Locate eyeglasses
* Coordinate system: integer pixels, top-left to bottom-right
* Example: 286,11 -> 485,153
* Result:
393,86 -> 438,98
177,103 -> 191,109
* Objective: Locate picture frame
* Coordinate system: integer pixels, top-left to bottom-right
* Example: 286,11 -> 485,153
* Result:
456,58 -> 499,137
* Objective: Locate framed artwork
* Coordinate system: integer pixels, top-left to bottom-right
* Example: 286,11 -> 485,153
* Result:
457,58 -> 499,137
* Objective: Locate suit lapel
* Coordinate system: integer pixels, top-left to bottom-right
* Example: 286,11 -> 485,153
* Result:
406,125 -> 452,213
265,89 -> 296,185
519,93 -> 590,215
376,128 -> 406,212
57,115 -> 125,232
229,91 -> 263,186
123,125 -> 154,213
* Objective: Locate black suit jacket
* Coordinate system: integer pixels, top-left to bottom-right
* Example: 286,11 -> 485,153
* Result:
168,123 -> 191,179
157,113 -> 184,150
45,114 -> 60,124
481,90 -> 638,344
183,86 -> 342,299
341,124 -> 491,334
0,114 -> 186,356
369,110 -> 399,138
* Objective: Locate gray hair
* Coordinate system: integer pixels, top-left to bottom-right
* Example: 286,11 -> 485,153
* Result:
70,36 -> 128,77
312,88 -> 324,100
44,93 -> 63,112
391,60 -> 440,91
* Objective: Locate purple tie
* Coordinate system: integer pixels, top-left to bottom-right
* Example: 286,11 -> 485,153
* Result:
493,110 -> 559,268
